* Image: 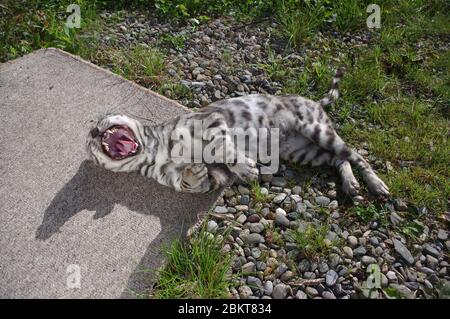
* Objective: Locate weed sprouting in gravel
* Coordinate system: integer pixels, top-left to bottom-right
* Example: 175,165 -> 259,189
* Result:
152,221 -> 232,299
286,224 -> 336,259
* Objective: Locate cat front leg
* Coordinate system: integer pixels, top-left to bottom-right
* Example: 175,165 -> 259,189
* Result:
226,157 -> 259,182
179,163 -> 212,193
140,161 -> 210,193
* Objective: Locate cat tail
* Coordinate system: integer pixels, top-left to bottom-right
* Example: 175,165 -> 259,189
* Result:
318,67 -> 345,107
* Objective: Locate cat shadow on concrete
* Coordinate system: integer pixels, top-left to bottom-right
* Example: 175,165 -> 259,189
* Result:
35,160 -> 221,298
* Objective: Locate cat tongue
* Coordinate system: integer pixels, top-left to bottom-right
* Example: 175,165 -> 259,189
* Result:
102,126 -> 138,159
116,138 -> 137,156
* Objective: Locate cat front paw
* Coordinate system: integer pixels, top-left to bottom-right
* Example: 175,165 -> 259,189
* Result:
341,178 -> 360,196
181,163 -> 211,193
228,158 -> 259,182
366,174 -> 390,197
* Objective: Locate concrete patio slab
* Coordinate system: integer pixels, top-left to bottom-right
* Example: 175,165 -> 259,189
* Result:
0,48 -> 221,298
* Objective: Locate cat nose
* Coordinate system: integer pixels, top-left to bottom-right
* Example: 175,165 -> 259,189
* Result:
90,127 -> 100,138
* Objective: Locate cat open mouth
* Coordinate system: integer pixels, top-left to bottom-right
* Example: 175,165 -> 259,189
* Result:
101,125 -> 139,160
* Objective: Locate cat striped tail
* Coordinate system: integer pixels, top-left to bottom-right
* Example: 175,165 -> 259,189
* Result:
319,67 -> 345,107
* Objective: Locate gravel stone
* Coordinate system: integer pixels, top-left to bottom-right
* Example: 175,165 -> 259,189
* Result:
298,260 -> 310,273
362,256 -> 377,265
256,261 -> 266,271
240,195 -> 250,205
275,210 -> 290,227
274,263 -> 289,277
319,262 -> 329,273
390,212 -> 404,226
394,198 -> 408,211
305,286 -> 319,298
315,196 -> 331,207
248,223 -> 264,234
238,185 -> 250,195
247,276 -> 263,293
247,214 -> 261,223
242,262 -> 256,274
263,281 -> 273,295
237,214 -> 247,224
343,246 -> 353,259
207,220 -> 218,233
386,271 -> 397,282
214,206 -> 228,214
239,285 -> 253,299
295,290 -> 307,299
437,229 -> 448,241
280,271 -> 294,282
325,270 -> 338,286
353,246 -> 367,256
426,255 -> 439,269
271,177 -> 287,188
348,236 -> 358,247
243,233 -> 265,245
393,238 -> 415,265
329,253 -> 342,268
272,284 -> 289,299
292,186 -> 302,195
273,193 -> 287,204
251,247 -> 262,259
322,291 -> 336,299
423,244 -> 439,258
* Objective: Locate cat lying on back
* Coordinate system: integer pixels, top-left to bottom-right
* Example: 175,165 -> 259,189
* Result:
86,68 -> 389,197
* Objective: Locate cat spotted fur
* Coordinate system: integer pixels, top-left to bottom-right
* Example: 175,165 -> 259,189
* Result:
86,68 -> 389,197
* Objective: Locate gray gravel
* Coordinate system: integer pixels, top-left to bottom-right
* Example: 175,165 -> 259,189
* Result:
205,168 -> 449,299
93,11 -> 450,299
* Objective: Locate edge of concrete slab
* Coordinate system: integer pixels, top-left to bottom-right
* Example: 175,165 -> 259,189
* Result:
0,48 -> 223,298
0,47 -> 192,113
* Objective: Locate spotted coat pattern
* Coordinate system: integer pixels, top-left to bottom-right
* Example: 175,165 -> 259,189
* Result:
86,68 -> 389,196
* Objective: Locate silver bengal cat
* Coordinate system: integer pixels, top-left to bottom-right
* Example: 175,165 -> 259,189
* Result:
86,68 -> 389,197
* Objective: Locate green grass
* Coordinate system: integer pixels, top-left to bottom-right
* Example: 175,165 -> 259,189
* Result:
342,85 -> 449,213
248,181 -> 269,204
159,81 -> 194,101
266,228 -> 285,247
275,1 -> 450,215
276,0 -> 373,47
437,281 -> 450,299
283,53 -> 346,103
109,45 -> 166,88
286,223 -> 335,259
2,0 -> 448,301
0,0 -> 102,62
398,219 -> 425,241
1,2 -> 447,215
384,168 -> 448,214
152,223 -> 232,298
382,286 -> 409,299
220,48 -> 236,75
159,33 -> 187,51
256,46 -> 294,82
350,203 -> 381,223
150,0 -> 274,21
